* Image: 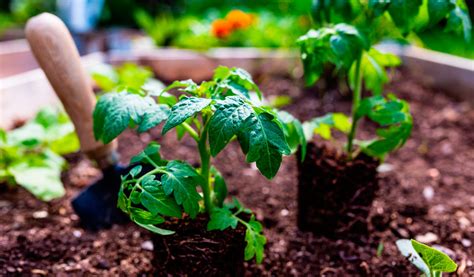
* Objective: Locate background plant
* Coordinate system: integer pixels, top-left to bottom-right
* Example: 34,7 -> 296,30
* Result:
90,62 -> 165,94
135,9 -> 310,49
92,65 -> 304,263
298,1 -> 471,160
397,239 -> 457,276
0,107 -> 79,201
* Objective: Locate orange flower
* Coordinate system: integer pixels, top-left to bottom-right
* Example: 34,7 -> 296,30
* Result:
211,19 -> 232,39
226,9 -> 253,30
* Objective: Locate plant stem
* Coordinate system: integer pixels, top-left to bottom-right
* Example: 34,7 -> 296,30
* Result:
347,56 -> 363,159
182,122 -> 199,141
198,124 -> 213,214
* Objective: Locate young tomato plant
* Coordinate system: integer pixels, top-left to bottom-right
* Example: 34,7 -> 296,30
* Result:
0,107 -> 79,201
93,66 -> 303,263
297,0 -> 472,160
397,239 -> 457,276
298,22 -> 412,159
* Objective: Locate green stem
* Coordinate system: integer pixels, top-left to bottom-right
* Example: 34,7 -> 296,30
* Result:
198,123 -> 213,214
347,56 -> 363,159
182,122 -> 199,141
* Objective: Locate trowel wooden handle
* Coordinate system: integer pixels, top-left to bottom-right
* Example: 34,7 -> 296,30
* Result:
25,13 -> 117,168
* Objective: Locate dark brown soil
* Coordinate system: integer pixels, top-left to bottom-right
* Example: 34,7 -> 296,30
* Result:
1,69 -> 473,276
152,215 -> 246,276
297,143 -> 379,238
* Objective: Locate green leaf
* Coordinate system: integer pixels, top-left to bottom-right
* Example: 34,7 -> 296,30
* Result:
137,104 -> 170,133
397,239 -> 457,276
298,24 -> 366,85
388,0 -> 423,34
239,112 -> 290,179
216,80 -> 251,100
162,97 -> 212,134
130,142 -> 164,166
446,4 -> 472,42
208,96 -> 253,156
140,176 -> 183,218
411,239 -> 458,273
0,129 -> 6,143
10,166 -> 65,201
396,239 -> 431,276
213,66 -> 262,99
207,207 -> 238,231
161,161 -> 202,218
163,79 -> 198,95
90,64 -> 119,92
303,113 -> 351,141
94,91 -> 166,144
136,222 -> 175,235
130,165 -> 142,177
9,151 -> 66,201
129,207 -> 165,225
277,111 -> 307,160
428,0 -> 455,26
211,167 -> 227,207
369,0 -> 391,17
244,215 -> 266,264
356,95 -> 413,159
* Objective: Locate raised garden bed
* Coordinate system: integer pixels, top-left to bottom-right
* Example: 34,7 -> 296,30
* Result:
1,68 -> 473,275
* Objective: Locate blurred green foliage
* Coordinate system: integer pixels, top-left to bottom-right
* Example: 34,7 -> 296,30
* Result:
0,0 -> 55,35
310,0 -> 473,57
136,9 -> 310,49
0,107 -> 79,201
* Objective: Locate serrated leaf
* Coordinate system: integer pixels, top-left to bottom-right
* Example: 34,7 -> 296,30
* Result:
129,207 -> 165,225
244,216 -> 266,264
298,24 -> 366,85
208,96 -> 253,156
216,80 -> 251,99
207,207 -> 238,231
163,79 -> 198,95
213,66 -> 261,99
140,176 -> 182,218
161,161 -> 202,218
130,190 -> 141,204
93,91 -> 165,144
162,97 -> 212,134
130,165 -> 142,177
130,142 -> 164,166
239,112 -> 290,179
137,104 -> 170,133
356,95 -> 413,159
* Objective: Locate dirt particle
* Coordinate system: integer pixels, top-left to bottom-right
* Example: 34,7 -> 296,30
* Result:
140,240 -> 154,251
415,232 -> 438,244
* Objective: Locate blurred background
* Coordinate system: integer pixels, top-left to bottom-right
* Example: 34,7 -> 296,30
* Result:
0,0 -> 472,56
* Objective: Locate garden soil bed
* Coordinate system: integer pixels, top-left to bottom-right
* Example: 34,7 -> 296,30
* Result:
1,69 -> 473,276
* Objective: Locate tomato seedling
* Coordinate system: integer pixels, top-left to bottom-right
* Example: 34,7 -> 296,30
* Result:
397,239 -> 457,277
298,1 -> 471,159
0,108 -> 79,201
93,65 -> 303,263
